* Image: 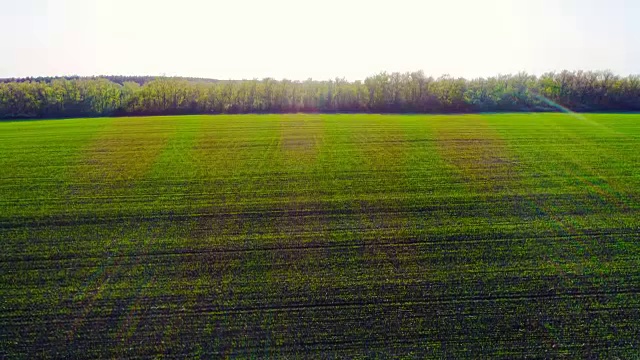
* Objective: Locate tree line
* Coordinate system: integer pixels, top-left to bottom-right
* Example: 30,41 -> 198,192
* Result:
1,70 -> 639,119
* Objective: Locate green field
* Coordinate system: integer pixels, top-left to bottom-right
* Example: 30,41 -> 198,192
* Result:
1,114 -> 639,357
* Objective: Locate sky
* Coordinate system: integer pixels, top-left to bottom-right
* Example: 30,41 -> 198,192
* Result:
1,0 -> 639,80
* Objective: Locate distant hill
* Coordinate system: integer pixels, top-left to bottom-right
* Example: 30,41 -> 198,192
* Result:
0,75 -> 220,85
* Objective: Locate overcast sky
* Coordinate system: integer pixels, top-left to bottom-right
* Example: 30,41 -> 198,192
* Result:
2,0 -> 639,80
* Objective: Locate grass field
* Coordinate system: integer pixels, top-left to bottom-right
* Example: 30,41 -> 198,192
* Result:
1,113 -> 639,358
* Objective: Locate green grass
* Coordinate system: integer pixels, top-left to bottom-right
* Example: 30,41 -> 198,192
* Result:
1,114 -> 639,358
